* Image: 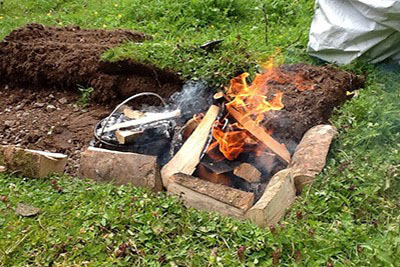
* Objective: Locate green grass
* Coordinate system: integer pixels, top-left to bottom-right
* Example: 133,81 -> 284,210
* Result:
1,0 -> 400,266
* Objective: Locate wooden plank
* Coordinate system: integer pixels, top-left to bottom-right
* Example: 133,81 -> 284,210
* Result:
226,105 -> 291,165
168,173 -> 254,218
105,109 -> 181,132
246,168 -> 296,227
115,129 -> 144,144
161,105 -> 220,188
233,163 -> 262,183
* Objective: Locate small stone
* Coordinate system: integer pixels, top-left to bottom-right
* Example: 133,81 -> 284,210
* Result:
58,97 -> 68,104
49,94 -> 55,99
4,120 -> 13,127
15,104 -> 24,111
15,203 -> 41,217
46,105 -> 57,112
33,102 -> 45,108
0,166 -> 6,173
4,108 -> 11,113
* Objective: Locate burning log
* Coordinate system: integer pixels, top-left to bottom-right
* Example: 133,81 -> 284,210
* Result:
227,105 -> 291,165
168,173 -> 254,218
289,125 -> 338,193
79,147 -> 162,192
0,145 -> 67,178
161,105 -> 220,188
104,109 -> 181,132
233,163 -> 262,183
246,168 -> 296,227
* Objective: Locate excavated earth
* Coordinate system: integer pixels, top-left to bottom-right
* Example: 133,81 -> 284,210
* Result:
0,24 -> 365,174
263,64 -> 364,151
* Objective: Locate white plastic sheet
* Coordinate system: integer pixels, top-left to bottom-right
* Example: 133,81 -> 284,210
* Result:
307,0 -> 400,64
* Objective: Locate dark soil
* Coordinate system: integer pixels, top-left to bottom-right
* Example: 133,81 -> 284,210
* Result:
0,24 -> 183,103
0,85 -> 110,174
261,64 -> 364,152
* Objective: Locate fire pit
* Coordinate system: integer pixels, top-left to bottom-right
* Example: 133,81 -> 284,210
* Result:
79,61 -> 364,227
0,24 -> 365,226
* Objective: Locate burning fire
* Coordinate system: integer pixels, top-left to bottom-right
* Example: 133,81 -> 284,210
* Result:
208,57 -> 286,161
207,55 -> 315,161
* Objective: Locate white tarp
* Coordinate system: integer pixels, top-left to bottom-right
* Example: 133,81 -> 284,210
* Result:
307,0 -> 400,64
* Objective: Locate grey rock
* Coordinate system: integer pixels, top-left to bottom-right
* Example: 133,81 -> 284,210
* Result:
33,103 -> 45,108
15,203 -> 41,217
58,97 -> 68,104
46,105 -> 57,112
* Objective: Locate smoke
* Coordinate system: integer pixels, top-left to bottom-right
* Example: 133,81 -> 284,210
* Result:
168,79 -> 213,121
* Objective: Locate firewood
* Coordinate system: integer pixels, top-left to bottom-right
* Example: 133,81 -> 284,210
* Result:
161,105 -> 220,188
168,173 -> 254,218
246,168 -> 296,227
226,105 -> 291,165
289,125 -> 338,192
105,109 -> 181,132
181,116 -> 202,141
123,106 -> 145,119
233,163 -> 262,183
79,147 -> 162,192
0,145 -> 67,178
196,163 -> 231,186
115,129 -> 144,144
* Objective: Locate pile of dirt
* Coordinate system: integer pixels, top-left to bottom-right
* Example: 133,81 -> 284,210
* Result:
261,64 -> 364,151
0,24 -> 182,103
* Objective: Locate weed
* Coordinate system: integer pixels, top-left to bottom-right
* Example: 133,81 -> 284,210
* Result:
76,86 -> 94,108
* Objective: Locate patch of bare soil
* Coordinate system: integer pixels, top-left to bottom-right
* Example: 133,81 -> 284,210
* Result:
0,86 -> 110,174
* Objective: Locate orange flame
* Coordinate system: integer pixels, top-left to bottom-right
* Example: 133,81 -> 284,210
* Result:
208,54 -> 314,161
207,123 -> 247,161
